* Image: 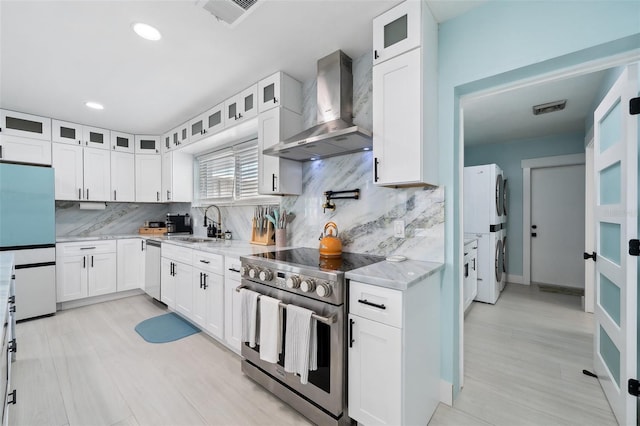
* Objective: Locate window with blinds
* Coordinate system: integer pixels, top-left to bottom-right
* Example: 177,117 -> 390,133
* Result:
196,138 -> 259,203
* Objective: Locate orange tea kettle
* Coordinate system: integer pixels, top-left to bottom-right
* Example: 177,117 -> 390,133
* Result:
319,222 -> 342,257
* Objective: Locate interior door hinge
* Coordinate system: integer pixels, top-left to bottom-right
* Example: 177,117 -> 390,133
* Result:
629,239 -> 640,256
631,97 -> 640,115
629,378 -> 640,397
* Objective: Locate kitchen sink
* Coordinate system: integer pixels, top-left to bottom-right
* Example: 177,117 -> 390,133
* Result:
167,236 -> 221,244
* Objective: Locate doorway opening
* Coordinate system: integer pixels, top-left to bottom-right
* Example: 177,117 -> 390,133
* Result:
456,54 -> 638,423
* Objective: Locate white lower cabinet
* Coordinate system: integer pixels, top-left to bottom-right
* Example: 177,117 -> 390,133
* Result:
174,262 -> 194,317
348,275 -> 440,425
56,241 -> 117,302
160,258 -> 176,308
224,257 -> 242,352
116,239 -> 145,292
193,250 -> 224,339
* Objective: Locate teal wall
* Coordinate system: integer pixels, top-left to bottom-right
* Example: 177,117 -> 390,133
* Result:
465,133 -> 586,277
437,0 -> 640,397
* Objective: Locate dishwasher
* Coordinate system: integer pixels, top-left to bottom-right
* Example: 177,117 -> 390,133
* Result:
144,240 -> 161,301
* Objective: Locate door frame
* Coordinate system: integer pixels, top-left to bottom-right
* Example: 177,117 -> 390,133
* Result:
458,49 -> 640,392
522,153 -> 586,285
584,134 -> 596,313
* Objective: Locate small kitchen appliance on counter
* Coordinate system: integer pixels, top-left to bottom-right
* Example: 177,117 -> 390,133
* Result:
239,247 -> 385,425
165,213 -> 192,235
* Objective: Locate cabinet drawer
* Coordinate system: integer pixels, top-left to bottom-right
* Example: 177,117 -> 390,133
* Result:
193,250 -> 223,275
224,256 -> 241,280
161,243 -> 192,265
58,240 -> 116,255
349,281 -> 402,328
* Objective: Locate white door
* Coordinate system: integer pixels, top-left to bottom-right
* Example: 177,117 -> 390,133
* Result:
116,239 -> 143,292
56,254 -> 87,302
592,64 -> 638,426
161,258 -> 176,309
192,269 -> 207,328
174,262 -> 193,317
205,272 -> 224,339
530,163 -> 586,288
87,252 -> 116,296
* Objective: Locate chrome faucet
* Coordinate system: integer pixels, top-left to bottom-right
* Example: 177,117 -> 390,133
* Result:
203,205 -> 222,239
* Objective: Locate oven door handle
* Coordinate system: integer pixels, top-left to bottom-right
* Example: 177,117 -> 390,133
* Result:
235,284 -> 336,325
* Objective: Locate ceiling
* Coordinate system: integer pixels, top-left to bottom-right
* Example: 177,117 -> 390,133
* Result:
0,0 -> 484,136
463,70 -> 609,146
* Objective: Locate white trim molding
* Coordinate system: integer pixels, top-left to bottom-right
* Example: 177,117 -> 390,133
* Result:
440,380 -> 453,406
522,153 -> 586,285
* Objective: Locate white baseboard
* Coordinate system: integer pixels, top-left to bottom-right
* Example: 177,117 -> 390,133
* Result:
57,289 -> 144,311
506,274 -> 525,285
440,380 -> 453,406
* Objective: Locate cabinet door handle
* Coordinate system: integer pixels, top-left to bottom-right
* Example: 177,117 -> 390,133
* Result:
228,268 -> 240,273
157,192 -> 160,202
272,173 -> 277,192
203,274 -> 208,290
80,247 -> 96,250
273,97 -> 278,104
114,190 -> 117,201
83,256 -> 86,269
374,50 -> 379,60
357,299 -> 386,310
91,256 -> 94,267
7,389 -> 16,405
78,188 -> 82,200
199,259 -> 210,264
472,258 -> 476,270
374,157 -> 380,182
0,145 -> 3,158
349,318 -> 355,348
200,272 -> 203,288
8,338 -> 17,354
141,240 -> 145,251
167,190 -> 171,201
86,188 -> 89,200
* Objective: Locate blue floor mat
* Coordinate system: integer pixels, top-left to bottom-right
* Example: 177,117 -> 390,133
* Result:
135,312 -> 200,343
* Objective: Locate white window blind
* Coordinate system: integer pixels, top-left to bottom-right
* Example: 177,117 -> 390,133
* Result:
235,140 -> 259,200
196,138 -> 259,203
197,149 -> 235,202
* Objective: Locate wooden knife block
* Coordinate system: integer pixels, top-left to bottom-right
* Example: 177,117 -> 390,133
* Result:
250,218 -> 275,246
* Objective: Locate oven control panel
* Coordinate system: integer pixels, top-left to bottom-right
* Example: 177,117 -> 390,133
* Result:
241,264 -> 340,303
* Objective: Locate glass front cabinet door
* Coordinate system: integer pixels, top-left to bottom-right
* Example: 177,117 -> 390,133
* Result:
83,125 -> 110,150
0,110 -> 51,141
52,120 -> 83,145
190,102 -> 225,144
134,135 -> 161,155
372,0 -> 421,65
110,131 -> 134,153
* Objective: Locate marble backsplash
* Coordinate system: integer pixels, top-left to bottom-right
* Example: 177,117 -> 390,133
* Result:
55,202 -> 175,237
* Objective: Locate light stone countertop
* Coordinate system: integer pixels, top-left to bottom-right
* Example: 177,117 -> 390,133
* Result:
57,235 -> 284,258
346,259 -> 444,291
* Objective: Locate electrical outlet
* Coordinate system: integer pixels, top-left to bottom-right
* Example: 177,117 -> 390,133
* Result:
393,220 -> 405,238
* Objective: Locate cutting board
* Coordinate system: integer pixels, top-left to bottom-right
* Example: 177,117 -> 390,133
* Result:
138,227 -> 167,235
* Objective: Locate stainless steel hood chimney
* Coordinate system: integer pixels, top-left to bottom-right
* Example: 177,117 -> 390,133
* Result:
262,50 -> 372,161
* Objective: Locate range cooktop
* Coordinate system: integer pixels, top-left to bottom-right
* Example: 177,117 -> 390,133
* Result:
248,247 -> 385,273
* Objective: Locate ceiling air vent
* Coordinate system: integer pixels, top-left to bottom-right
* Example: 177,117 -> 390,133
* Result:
532,99 -> 567,115
197,0 -> 261,27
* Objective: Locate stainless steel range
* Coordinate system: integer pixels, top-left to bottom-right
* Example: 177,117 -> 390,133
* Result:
239,248 -> 384,426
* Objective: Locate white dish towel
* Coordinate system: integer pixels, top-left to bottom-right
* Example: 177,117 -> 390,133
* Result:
240,288 -> 260,348
259,295 -> 282,363
284,305 -> 318,384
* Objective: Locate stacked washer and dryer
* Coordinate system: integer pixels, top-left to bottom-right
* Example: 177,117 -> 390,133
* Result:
464,164 -> 508,304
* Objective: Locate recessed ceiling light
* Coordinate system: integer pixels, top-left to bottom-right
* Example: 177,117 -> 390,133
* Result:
133,23 -> 162,41
85,101 -> 104,110
310,157 -> 318,161
363,147 -> 370,151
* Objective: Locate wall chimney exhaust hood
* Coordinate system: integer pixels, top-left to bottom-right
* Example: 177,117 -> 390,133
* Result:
262,50 -> 372,162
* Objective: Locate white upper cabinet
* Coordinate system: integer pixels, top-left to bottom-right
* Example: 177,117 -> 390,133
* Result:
258,107 -> 302,195
189,102 -> 225,144
0,110 -> 51,141
225,84 -> 258,125
111,151 -> 135,202
0,134 -> 52,165
372,0 -> 421,65
135,154 -> 161,202
82,125 -> 110,150
257,72 -> 302,114
110,131 -> 135,153
372,0 -> 438,186
134,135 -> 161,155
52,143 -> 84,200
161,151 -> 193,203
83,147 -> 111,201
168,122 -> 190,150
52,120 -> 83,145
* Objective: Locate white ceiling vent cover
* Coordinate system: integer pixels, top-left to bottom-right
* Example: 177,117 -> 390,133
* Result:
197,0 -> 261,27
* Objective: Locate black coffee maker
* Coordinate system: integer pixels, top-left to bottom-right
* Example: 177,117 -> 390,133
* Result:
165,213 -> 193,234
